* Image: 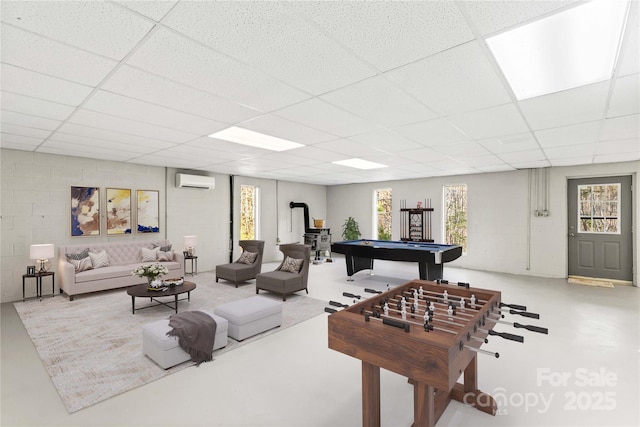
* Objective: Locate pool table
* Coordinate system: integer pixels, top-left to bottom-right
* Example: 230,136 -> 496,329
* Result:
331,239 -> 462,281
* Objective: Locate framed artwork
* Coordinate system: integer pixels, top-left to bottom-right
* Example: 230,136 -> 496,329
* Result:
27,266 -> 35,275
106,188 -> 132,235
71,186 -> 100,236
137,190 -> 159,233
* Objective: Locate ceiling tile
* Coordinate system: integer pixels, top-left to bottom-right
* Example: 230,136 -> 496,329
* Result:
48,132 -> 171,154
498,148 -> 547,164
478,132 -> 539,153
1,123 -> 52,139
237,115 -> 336,145
346,129 -> 423,153
55,123 -> 175,148
456,154 -> 505,168
1,110 -> 61,131
1,91 -> 76,121
274,98 -> 377,138
0,133 -> 44,149
594,138 -> 640,155
312,138 -> 386,158
188,136 -> 271,157
509,159 -> 551,169
68,109 -> 199,143
102,66 -> 262,125
1,1 -> 154,60
607,74 -> 640,118
83,91 -> 228,134
518,81 -> 609,130
543,143 -> 595,159
434,141 -> 491,157
2,25 -> 118,87
599,114 -> 640,141
286,145 -> 348,163
594,151 -> 640,164
461,0 -> 580,35
549,156 -> 594,166
290,1 -> 474,71
1,64 -> 92,106
448,103 -> 529,139
385,41 -> 512,116
616,1 -> 639,77
126,28 -> 310,112
393,118 -> 470,146
535,121 -> 601,148
320,76 -> 437,127
114,1 -> 177,22
42,140 -> 142,161
162,1 -> 375,95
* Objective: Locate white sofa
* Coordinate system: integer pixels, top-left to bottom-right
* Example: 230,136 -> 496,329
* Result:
58,240 -> 184,300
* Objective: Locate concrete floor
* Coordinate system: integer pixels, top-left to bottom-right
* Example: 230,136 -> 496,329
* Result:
2,257 -> 639,427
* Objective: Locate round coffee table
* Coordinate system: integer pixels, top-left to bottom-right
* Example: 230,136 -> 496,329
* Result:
126,281 -> 196,314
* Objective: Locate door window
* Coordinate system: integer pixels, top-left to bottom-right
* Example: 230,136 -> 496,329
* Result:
578,183 -> 620,234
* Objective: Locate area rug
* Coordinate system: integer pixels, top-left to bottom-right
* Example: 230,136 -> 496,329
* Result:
13,272 -> 327,413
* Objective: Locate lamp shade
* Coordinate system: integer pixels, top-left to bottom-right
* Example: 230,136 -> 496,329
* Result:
183,236 -> 198,247
30,244 -> 54,260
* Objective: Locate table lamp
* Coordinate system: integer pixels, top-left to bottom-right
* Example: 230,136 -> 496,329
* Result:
30,244 -> 55,273
183,236 -> 197,256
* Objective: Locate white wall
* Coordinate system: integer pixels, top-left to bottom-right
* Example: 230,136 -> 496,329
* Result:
327,161 -> 639,283
0,149 -> 327,302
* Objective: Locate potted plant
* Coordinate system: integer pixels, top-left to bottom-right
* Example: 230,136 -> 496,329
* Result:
342,216 -> 361,241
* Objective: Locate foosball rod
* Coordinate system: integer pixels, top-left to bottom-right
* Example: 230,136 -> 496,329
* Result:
463,344 -> 499,358
400,288 -> 489,309
394,293 -> 481,319
385,295 -> 478,322
369,304 -> 468,330
362,309 -> 458,335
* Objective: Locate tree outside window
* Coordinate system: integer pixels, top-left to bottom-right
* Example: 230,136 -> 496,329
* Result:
240,185 -> 257,240
376,189 -> 392,240
444,185 -> 467,252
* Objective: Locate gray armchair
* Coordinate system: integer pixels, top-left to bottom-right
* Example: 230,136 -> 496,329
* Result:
256,243 -> 311,301
216,240 -> 265,287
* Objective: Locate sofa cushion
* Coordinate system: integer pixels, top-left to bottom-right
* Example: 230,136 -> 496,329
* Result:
237,251 -> 258,265
157,250 -> 174,262
89,250 -> 110,268
66,248 -> 89,261
141,247 -> 159,262
154,244 -> 172,252
69,257 -> 93,272
279,256 -> 303,273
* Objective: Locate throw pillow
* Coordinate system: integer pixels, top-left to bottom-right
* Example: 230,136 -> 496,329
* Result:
88,250 -> 110,268
141,247 -> 159,262
279,256 -> 303,273
68,256 -> 93,272
66,248 -> 89,261
153,244 -> 172,252
237,251 -> 258,264
157,250 -> 174,262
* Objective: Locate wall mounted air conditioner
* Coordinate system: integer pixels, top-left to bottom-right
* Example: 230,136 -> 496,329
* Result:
176,173 -> 215,189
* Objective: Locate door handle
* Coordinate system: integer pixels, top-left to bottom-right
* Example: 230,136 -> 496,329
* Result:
569,233 -> 575,237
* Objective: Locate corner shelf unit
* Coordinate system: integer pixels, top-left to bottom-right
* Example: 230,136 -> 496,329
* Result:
400,199 -> 434,242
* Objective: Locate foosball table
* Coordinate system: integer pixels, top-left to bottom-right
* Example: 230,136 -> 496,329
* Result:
327,279 -> 547,427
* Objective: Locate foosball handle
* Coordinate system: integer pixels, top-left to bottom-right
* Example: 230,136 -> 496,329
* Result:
324,307 -> 337,314
513,322 -> 549,334
383,317 -> 411,332
501,302 -> 527,311
329,300 -> 349,308
509,309 -> 540,319
457,282 -> 470,288
364,288 -> 382,294
343,292 -> 361,299
488,329 -> 524,343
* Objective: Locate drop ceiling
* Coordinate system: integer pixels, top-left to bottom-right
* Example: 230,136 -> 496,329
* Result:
1,1 -> 638,185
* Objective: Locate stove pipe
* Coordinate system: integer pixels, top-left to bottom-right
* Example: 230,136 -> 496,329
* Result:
289,201 -> 311,233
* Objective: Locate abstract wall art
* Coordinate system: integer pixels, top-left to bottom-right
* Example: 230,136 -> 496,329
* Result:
106,188 -> 131,235
71,186 -> 100,236
137,190 -> 159,233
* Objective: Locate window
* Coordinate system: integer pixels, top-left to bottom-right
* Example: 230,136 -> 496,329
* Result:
444,185 -> 467,252
375,189 -> 392,240
578,183 -> 620,233
240,185 -> 259,240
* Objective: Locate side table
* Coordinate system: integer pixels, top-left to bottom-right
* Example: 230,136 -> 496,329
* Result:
184,255 -> 198,276
22,271 -> 55,301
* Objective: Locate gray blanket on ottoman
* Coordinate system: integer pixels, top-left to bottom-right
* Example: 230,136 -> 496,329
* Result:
167,311 -> 217,366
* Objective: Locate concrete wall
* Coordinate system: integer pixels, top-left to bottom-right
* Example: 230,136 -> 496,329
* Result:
327,161 -> 639,282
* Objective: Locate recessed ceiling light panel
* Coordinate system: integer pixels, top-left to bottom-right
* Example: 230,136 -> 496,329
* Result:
332,158 -> 388,169
208,126 -> 304,151
486,0 -> 629,100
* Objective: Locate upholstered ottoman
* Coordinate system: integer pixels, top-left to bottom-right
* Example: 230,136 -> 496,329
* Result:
214,296 -> 282,341
142,310 -> 228,369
